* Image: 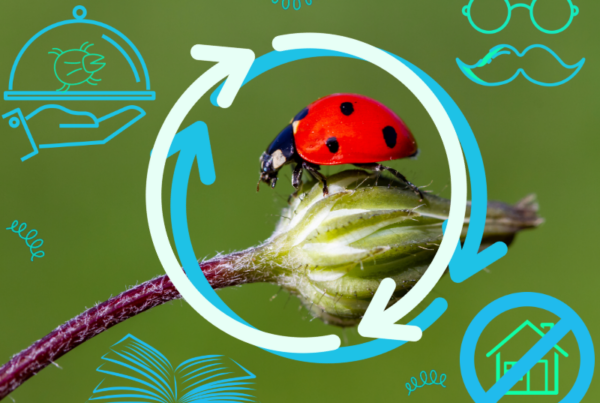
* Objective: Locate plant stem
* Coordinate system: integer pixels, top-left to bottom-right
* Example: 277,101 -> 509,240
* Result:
0,250 -> 260,401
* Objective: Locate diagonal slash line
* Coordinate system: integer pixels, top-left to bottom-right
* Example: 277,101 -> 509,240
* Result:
485,318 -> 572,402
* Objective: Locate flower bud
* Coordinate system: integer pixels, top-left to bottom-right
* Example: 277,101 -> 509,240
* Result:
248,170 -> 541,327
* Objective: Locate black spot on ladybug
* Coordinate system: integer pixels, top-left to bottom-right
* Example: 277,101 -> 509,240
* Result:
382,126 -> 397,148
293,107 -> 309,122
340,102 -> 354,116
326,137 -> 339,153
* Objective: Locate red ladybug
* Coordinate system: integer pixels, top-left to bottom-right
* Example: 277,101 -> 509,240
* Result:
258,93 -> 422,198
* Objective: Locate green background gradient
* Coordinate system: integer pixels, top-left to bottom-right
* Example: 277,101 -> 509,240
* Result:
0,0 -> 596,401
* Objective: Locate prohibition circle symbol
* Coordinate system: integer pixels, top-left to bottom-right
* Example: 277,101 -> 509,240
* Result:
460,292 -> 595,403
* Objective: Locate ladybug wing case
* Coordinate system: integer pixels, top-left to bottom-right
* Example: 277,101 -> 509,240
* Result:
293,94 -> 417,165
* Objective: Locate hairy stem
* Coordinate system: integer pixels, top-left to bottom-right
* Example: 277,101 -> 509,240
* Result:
0,178 -> 542,400
0,250 -> 260,401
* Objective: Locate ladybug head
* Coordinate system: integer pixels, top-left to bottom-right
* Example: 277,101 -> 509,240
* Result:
259,152 -> 280,189
258,124 -> 297,190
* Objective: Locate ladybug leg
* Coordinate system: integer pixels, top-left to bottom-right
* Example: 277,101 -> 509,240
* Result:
354,163 -> 423,200
303,162 -> 329,196
288,163 -> 304,203
291,163 -> 304,189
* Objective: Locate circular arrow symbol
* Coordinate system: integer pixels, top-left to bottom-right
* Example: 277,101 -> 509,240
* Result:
147,33 -> 500,361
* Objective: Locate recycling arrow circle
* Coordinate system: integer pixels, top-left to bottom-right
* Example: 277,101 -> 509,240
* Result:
147,33 -> 485,362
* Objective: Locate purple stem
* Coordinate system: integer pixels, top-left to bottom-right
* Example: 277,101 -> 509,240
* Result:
0,251 -> 257,401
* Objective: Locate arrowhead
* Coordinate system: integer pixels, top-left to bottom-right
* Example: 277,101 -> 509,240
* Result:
358,278 -> 423,341
190,45 -> 255,108
442,220 -> 508,283
167,121 -> 216,186
448,241 -> 508,283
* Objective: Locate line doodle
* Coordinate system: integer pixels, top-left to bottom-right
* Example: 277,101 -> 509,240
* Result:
6,220 -> 45,261
462,0 -> 579,35
456,44 -> 585,87
406,370 -> 447,396
272,0 -> 313,11
88,334 -> 257,402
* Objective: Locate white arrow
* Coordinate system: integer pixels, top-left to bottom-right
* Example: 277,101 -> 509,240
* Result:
357,279 -> 423,341
273,33 -> 467,342
190,45 -> 254,108
146,45 -> 341,353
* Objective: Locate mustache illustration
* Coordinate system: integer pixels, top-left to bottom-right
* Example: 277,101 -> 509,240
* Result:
456,44 -> 585,87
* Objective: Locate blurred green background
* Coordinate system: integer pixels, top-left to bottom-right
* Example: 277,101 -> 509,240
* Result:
1,0 -> 597,401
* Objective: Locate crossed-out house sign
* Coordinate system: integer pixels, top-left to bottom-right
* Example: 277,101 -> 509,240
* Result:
486,320 -> 569,395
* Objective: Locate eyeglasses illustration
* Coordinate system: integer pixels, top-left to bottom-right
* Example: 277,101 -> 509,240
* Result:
462,0 -> 579,34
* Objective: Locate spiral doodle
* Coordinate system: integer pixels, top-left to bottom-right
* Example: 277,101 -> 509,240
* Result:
405,370 -> 447,396
272,0 -> 312,11
6,220 -> 45,261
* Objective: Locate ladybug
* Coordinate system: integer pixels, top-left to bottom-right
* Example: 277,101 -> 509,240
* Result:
258,93 -> 422,198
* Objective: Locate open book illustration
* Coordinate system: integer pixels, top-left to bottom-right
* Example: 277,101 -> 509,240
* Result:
87,334 -> 257,402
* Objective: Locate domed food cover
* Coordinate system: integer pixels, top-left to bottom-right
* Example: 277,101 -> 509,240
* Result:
4,6 -> 155,101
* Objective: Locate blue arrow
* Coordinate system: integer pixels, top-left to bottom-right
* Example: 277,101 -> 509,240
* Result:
431,75 -> 509,282
165,121 -> 216,186
167,48 -> 502,363
211,49 -> 507,283
385,54 -> 507,283
381,53 -> 509,283
168,121 -> 252,322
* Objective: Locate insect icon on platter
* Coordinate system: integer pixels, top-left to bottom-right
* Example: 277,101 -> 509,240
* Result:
258,93 -> 423,199
48,42 -> 106,92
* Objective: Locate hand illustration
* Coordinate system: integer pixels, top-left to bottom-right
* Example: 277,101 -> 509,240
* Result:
2,104 -> 145,161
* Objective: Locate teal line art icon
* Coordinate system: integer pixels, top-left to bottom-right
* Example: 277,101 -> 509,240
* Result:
5,5 -> 155,101
3,6 -> 155,161
405,370 -> 447,396
272,0 -> 312,11
6,220 -> 45,261
87,335 -> 257,403
3,105 -> 145,161
487,320 -> 568,396
456,44 -> 585,87
462,0 -> 579,34
49,42 -> 106,91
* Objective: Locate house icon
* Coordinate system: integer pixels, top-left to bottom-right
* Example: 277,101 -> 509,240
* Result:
486,320 -> 569,396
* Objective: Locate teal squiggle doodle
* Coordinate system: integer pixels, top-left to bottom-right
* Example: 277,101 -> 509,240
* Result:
406,370 -> 447,396
272,0 -> 312,10
6,220 -> 45,261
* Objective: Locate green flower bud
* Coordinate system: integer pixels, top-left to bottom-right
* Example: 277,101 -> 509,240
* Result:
247,170 -> 541,327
